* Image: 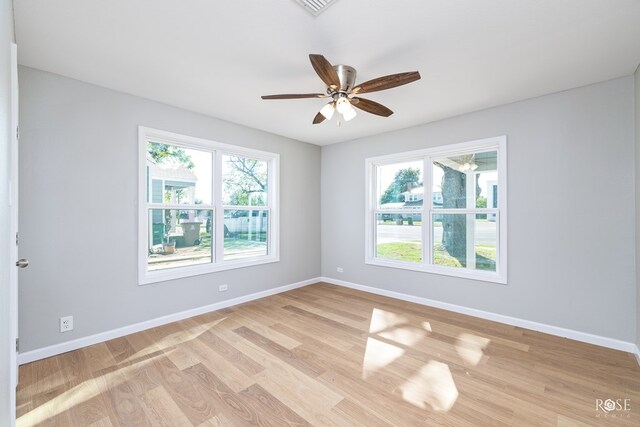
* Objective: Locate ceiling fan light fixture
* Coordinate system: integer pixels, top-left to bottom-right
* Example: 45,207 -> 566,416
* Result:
459,161 -> 479,172
320,102 -> 335,120
335,96 -> 351,114
342,105 -> 357,121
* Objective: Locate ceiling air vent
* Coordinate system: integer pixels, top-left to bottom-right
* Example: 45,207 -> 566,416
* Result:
294,0 -> 339,16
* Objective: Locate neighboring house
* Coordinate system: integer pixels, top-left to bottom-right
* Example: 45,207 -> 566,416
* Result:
146,158 -> 198,245
399,186 -> 443,207
378,187 -> 442,222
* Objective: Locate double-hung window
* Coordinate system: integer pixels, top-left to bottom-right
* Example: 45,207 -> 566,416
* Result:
139,127 -> 279,284
365,136 -> 507,283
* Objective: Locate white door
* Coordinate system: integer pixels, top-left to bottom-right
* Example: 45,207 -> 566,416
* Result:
8,42 -> 21,422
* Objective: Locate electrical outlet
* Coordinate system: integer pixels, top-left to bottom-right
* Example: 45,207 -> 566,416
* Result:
219,284 -> 228,292
337,267 -> 344,273
60,316 -> 73,333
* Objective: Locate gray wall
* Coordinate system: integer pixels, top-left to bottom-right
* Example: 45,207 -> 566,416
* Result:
635,64 -> 640,350
18,67 -> 321,352
0,0 -> 14,423
322,77 -> 636,342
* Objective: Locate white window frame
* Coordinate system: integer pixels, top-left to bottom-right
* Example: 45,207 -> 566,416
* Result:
138,126 -> 280,285
365,136 -> 507,284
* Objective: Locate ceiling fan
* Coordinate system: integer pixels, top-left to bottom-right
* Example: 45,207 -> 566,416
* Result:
261,54 -> 421,125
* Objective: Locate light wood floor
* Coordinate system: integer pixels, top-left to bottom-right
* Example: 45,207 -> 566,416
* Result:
16,283 -> 640,426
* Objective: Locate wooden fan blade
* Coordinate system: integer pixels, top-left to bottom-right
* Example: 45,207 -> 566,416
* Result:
352,71 -> 421,94
351,97 -> 394,117
309,54 -> 340,89
313,111 -> 326,124
261,93 -> 327,100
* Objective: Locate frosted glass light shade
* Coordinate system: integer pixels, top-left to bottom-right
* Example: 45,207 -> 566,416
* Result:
320,102 -> 335,120
343,105 -> 357,121
336,97 -> 350,114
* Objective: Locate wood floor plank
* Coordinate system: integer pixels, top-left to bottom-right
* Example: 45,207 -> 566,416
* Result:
223,308 -> 304,350
271,294 -> 369,330
182,363 -> 261,425
108,378 -> 151,426
82,343 -> 117,376
165,345 -> 201,371
233,326 -> 326,377
66,389 -> 117,427
239,383 -> 311,426
282,305 -> 366,337
105,336 -> 138,364
244,304 -> 356,352
181,325 -> 258,393
139,385 -> 192,426
87,416 -> 115,427
213,329 -> 347,426
197,413 -> 236,427
17,283 -> 640,426
151,356 -> 218,425
185,318 -> 266,377
331,398 -> 393,427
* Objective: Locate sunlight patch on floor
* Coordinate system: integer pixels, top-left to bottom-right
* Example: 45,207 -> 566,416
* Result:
378,325 -> 427,348
16,369 -> 68,405
124,317 -> 227,362
454,333 -> 490,366
362,337 -> 405,379
17,354 -> 163,426
400,360 -> 459,411
369,308 -> 431,334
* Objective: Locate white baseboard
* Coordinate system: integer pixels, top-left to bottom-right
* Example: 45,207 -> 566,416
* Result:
320,276 -> 639,356
19,275 -> 640,366
18,277 -> 321,365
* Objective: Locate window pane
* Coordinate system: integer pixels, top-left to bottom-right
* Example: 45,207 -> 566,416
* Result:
148,209 -> 212,271
224,210 -> 268,260
376,213 -> 422,263
222,155 -> 268,206
432,213 -> 496,271
147,142 -> 212,205
376,160 -> 423,210
432,150 -> 497,209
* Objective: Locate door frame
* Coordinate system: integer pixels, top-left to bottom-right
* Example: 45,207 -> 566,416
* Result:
8,41 -> 18,425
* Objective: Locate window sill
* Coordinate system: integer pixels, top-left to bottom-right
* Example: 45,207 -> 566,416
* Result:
139,255 -> 280,285
365,258 -> 507,285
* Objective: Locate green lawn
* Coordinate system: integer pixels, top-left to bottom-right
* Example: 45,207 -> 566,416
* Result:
377,242 -> 422,262
377,242 -> 496,271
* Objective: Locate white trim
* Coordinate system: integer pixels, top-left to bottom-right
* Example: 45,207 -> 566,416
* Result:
139,126 -> 280,285
8,43 -> 18,427
365,135 -> 507,284
320,276 -> 639,355
366,136 -> 505,164
365,257 -> 505,283
140,126 -> 278,161
18,277 -> 320,365
18,276 -> 640,366
141,256 -> 280,284
214,150 -> 224,263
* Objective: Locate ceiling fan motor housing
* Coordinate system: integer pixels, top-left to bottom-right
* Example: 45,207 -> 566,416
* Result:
332,65 -> 357,93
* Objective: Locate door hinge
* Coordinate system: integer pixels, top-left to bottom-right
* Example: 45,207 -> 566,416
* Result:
16,338 -> 19,352
16,232 -> 18,246
16,125 -> 19,140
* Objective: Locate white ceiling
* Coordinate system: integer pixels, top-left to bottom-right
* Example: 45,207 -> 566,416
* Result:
14,0 -> 640,146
